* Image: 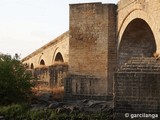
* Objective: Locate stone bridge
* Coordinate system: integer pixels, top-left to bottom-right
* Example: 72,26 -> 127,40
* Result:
22,31 -> 69,69
22,32 -> 69,87
22,0 -> 160,119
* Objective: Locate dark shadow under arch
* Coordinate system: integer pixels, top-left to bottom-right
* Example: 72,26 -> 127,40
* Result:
40,59 -> 45,65
30,63 -> 34,69
118,18 -> 156,66
55,52 -> 64,62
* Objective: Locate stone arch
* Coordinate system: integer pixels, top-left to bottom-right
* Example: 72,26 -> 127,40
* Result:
24,63 -> 29,69
55,52 -> 64,62
118,18 -> 156,66
38,53 -> 46,66
40,59 -> 45,65
118,9 -> 159,51
52,47 -> 65,64
30,63 -> 34,69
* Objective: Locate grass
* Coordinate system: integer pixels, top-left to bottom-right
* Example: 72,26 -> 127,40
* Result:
32,83 -> 64,101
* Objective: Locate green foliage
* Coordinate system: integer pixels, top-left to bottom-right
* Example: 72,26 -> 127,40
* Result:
0,104 -> 112,120
27,109 -> 49,120
0,104 -> 28,120
0,54 -> 33,104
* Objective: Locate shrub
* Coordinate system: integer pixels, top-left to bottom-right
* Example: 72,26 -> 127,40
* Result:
0,104 -> 27,119
0,104 -> 112,120
0,54 -> 33,104
27,109 -> 48,120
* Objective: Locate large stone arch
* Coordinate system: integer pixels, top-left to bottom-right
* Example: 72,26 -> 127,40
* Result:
118,18 -> 157,66
118,10 -> 158,66
118,9 -> 159,52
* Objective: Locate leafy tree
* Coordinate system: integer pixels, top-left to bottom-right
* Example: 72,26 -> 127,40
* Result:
0,54 -> 33,104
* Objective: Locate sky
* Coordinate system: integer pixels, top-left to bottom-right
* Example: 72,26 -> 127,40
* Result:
0,0 -> 118,59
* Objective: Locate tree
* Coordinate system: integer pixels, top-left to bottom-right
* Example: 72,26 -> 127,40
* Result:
0,54 -> 33,104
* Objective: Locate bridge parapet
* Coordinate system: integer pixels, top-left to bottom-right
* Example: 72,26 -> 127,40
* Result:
118,0 -> 135,10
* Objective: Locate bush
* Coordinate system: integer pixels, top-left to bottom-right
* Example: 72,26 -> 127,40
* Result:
0,104 -> 112,120
0,54 -> 33,104
0,104 -> 28,119
27,109 -> 49,120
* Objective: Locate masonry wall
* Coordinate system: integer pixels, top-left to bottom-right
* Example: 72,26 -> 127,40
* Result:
68,3 -> 117,96
33,64 -> 68,88
114,72 -> 160,119
65,75 -> 113,100
115,0 -> 160,118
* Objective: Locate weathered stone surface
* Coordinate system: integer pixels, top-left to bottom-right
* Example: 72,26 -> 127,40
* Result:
114,57 -> 160,119
32,64 -> 68,88
68,2 -> 117,97
64,74 -> 113,99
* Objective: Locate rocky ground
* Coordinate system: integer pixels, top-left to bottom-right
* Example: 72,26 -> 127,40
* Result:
0,89 -> 113,120
30,90 -> 113,116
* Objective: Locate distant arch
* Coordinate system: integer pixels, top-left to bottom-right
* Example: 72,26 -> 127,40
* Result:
40,59 -> 45,65
30,63 -> 34,69
55,52 -> 64,62
24,63 -> 29,69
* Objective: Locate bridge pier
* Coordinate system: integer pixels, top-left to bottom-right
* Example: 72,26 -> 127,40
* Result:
64,74 -> 113,100
33,64 -> 68,88
69,2 -> 117,98
114,57 -> 160,119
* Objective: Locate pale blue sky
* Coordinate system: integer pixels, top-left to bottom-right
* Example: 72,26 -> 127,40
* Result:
0,0 -> 118,58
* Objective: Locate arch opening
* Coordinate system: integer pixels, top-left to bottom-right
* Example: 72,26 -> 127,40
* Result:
55,52 -> 64,62
24,63 -> 29,69
40,59 -> 45,65
118,18 -> 156,66
30,63 -> 34,69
